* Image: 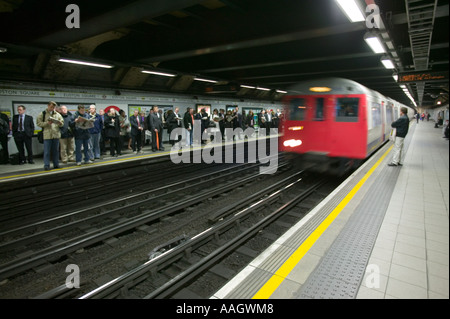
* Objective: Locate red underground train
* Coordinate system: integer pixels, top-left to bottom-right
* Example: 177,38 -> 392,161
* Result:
280,78 -> 414,173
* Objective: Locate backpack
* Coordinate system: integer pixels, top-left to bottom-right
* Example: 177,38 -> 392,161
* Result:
9,153 -> 20,165
0,114 -> 9,135
37,110 -> 46,143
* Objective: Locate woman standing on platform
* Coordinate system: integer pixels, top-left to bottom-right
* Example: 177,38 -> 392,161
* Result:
104,109 -> 121,157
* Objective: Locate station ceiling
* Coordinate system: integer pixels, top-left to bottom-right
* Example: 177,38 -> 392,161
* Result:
0,0 -> 448,108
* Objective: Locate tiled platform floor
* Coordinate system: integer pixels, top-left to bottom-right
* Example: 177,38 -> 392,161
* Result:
357,121 -> 449,299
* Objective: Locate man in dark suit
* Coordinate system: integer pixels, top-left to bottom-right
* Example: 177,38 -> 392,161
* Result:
12,105 -> 35,164
129,109 -> 144,154
149,106 -> 164,151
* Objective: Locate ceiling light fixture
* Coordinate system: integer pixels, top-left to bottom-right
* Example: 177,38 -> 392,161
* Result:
194,77 -> 218,83
335,0 -> 365,23
276,90 -> 288,94
256,87 -> 271,91
241,85 -> 256,89
141,70 -> 176,77
392,73 -> 399,82
364,32 -> 386,54
381,57 -> 395,69
58,58 -> 114,69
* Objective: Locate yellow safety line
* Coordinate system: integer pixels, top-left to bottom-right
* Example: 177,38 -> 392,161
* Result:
252,144 -> 394,299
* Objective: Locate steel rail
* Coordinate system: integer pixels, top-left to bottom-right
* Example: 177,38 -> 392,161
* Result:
79,174 -> 324,299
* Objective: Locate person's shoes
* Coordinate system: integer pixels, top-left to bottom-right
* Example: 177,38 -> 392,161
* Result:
44,166 -> 50,171
62,161 -> 68,164
388,163 -> 398,167
53,166 -> 60,169
28,160 -> 35,164
398,163 -> 403,166
133,151 -> 138,154
138,150 -> 144,154
85,160 -> 94,164
77,162 -> 82,166
19,161 -> 25,165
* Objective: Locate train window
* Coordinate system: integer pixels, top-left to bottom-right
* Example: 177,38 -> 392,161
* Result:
314,98 -> 325,121
289,98 -> 307,121
394,107 -> 399,121
335,98 -> 359,122
371,102 -> 382,127
386,102 -> 394,125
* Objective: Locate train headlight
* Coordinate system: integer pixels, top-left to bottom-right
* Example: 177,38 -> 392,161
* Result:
283,139 -> 303,148
288,126 -> 304,131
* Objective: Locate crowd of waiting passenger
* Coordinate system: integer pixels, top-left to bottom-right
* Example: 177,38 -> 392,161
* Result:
0,101 -> 284,170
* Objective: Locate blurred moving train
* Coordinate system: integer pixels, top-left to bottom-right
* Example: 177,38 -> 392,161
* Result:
280,78 -> 415,172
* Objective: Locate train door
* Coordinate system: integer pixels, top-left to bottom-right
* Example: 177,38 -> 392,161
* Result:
330,95 -> 367,159
381,101 -> 386,142
309,96 -> 329,153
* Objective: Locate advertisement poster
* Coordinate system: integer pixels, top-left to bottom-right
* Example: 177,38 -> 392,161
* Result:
196,104 -> 211,115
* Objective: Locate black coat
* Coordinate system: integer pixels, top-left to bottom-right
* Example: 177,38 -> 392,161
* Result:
104,114 -> 121,138
184,112 -> 194,130
391,115 -> 410,138
166,113 -> 179,133
60,112 -> 74,138
12,114 -> 34,138
129,115 -> 143,136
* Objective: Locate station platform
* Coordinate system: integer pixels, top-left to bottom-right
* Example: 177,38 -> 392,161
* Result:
213,121 -> 449,299
0,133 -> 279,182
0,142 -> 173,182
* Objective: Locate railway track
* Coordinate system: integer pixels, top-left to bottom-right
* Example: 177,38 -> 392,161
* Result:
74,172 -> 339,299
0,158 -> 285,283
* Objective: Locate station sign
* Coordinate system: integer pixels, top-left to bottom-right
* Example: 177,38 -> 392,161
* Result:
398,71 -> 448,83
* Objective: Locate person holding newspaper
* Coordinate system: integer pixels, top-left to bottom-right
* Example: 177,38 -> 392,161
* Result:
37,101 -> 64,171
70,104 -> 94,166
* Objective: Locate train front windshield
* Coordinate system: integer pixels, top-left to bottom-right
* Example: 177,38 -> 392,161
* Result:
335,98 -> 360,122
289,98 -> 307,121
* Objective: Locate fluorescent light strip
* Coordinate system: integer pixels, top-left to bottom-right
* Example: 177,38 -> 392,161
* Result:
142,70 -> 176,77
381,58 -> 395,69
276,90 -> 288,94
257,87 -> 271,91
194,77 -> 218,83
241,85 -> 256,89
364,36 -> 386,54
335,0 -> 365,23
58,58 -> 114,69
